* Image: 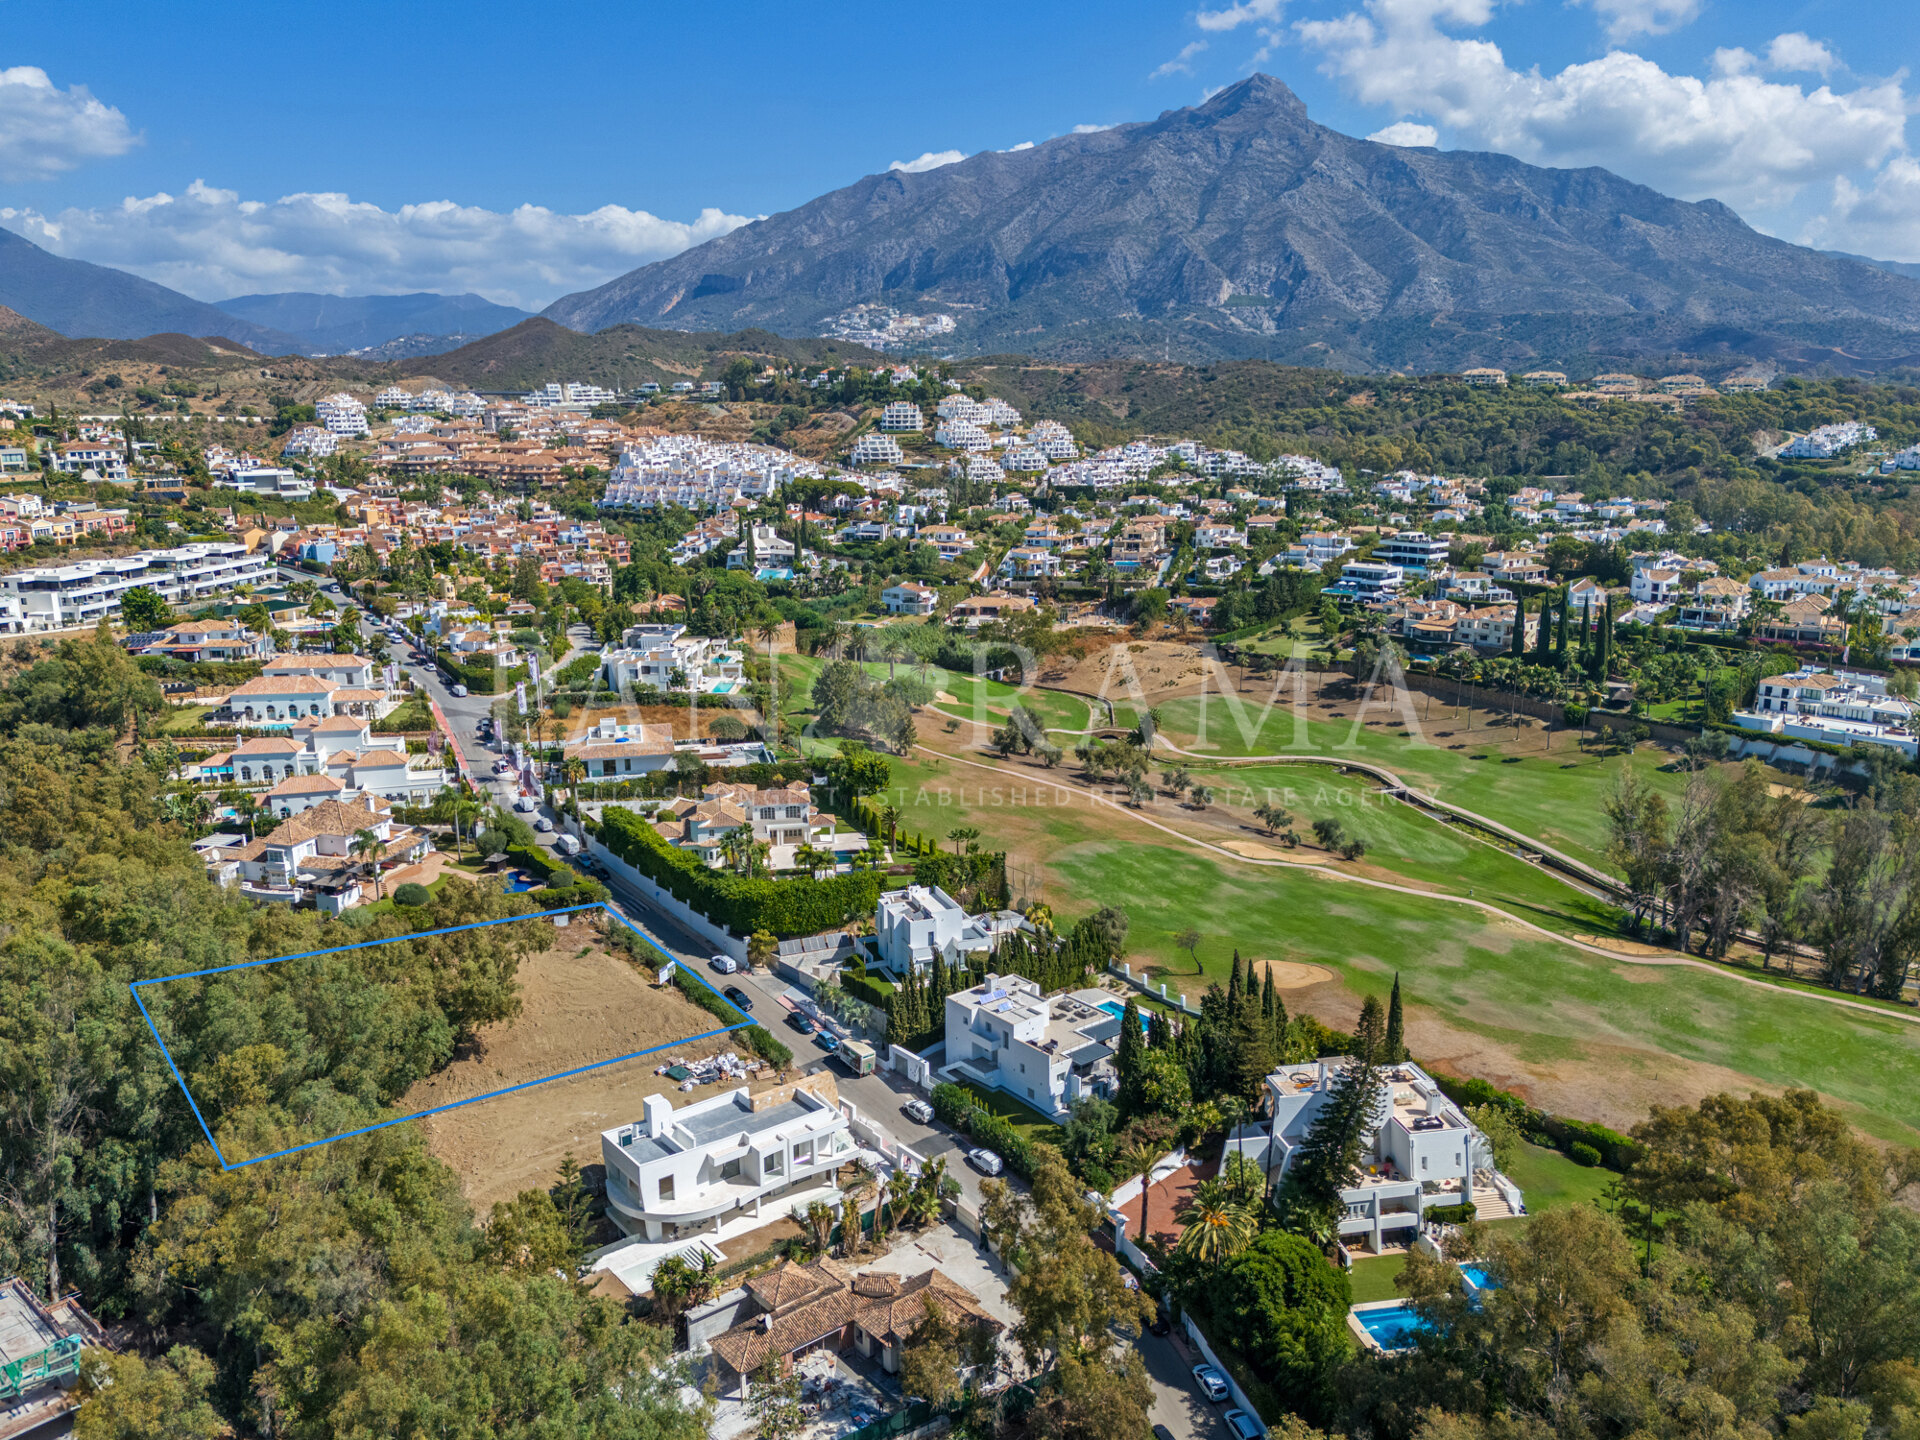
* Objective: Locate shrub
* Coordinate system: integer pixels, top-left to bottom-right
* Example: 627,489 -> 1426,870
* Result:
1423,1201 -> 1478,1225
391,882 -> 431,907
1568,1142 -> 1602,1167
667,965 -> 792,1068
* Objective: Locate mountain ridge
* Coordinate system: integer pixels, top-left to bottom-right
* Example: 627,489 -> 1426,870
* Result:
542,74 -> 1920,372
213,291 -> 534,354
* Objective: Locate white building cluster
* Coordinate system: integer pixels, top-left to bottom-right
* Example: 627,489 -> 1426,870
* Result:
599,435 -> 825,511
314,393 -> 370,437
1782,423 -> 1876,459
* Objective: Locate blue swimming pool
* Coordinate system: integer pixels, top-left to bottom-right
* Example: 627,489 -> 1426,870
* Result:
711,680 -> 738,694
1460,1264 -> 1499,1292
1355,1303 -> 1431,1351
504,875 -> 538,893
1097,999 -> 1151,1031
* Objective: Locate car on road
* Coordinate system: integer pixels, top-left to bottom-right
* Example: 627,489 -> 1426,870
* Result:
722,985 -> 754,1012
818,1032 -> 840,1053
901,1098 -> 934,1125
513,796 -> 538,812
966,1148 -> 1004,1177
1223,1410 -> 1263,1440
577,858 -> 607,878
787,1011 -> 816,1034
1149,1310 -> 1171,1336
1152,1427 -> 1176,1440
451,684 -> 468,698
1193,1366 -> 1230,1403
534,816 -> 554,833
709,955 -> 739,974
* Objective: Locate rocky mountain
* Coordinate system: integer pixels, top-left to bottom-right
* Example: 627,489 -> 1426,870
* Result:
543,75 -> 1920,372
0,226 -> 302,355
213,291 -> 533,354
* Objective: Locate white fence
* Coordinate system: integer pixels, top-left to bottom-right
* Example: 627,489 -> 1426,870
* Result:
1182,1313 -> 1267,1433
889,1045 -> 936,1090
1105,962 -> 1201,1015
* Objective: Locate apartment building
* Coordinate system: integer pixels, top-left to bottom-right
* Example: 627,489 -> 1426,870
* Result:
1782,423 -> 1875,459
942,973 -> 1121,1119
1326,560 -> 1406,603
0,542 -> 271,632
601,1076 -> 854,1242
1372,531 -> 1449,575
51,440 -> 127,481
849,433 -> 905,466
314,393 -> 370,437
881,582 -> 939,615
879,402 -> 923,432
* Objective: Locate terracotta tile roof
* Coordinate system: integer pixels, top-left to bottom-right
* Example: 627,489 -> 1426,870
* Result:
230,675 -> 340,697
331,687 -> 388,703
266,775 -> 342,796
747,1257 -> 851,1316
231,737 -> 303,756
852,1268 -> 996,1348
265,654 -> 367,669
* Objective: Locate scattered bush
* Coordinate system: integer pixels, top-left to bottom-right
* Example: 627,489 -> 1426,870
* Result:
1568,1142 -> 1602,1167
391,882 -> 431,907
1423,1201 -> 1479,1226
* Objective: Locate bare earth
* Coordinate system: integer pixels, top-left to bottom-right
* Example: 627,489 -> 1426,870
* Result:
1249,959 -> 1338,989
402,935 -> 740,1210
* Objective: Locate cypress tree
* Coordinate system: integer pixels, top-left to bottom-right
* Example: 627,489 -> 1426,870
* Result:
1384,973 -> 1406,1063
1227,950 -> 1243,1008
930,949 -> 950,1012
1115,996 -> 1145,1111
1260,967 -> 1276,1025
1555,590 -> 1570,660
1511,596 -> 1527,659
1533,591 -> 1552,663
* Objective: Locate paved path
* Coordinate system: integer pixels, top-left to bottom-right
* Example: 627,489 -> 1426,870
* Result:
919,744 -> 1920,1029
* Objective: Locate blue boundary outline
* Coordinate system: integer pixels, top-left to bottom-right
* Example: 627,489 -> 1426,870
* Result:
130,901 -> 755,1170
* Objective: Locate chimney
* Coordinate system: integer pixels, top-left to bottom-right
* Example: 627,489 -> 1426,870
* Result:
644,1093 -> 672,1139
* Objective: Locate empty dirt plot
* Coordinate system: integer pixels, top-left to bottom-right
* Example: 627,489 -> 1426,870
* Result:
401,929 -> 742,1210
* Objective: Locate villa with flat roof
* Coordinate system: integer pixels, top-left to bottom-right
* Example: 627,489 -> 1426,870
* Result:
941,974 -> 1122,1119
601,1075 -> 855,1243
1227,1058 -> 1523,1253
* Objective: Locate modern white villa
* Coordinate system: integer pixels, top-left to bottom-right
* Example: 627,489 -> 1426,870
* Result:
1228,1058 -> 1522,1254
941,973 -> 1122,1119
874,884 -> 1031,977
600,1076 -> 856,1243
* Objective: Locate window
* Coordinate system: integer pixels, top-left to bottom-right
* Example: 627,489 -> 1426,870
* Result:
720,1157 -> 742,1182
764,1151 -> 783,1176
793,1141 -> 814,1167
658,1175 -> 675,1202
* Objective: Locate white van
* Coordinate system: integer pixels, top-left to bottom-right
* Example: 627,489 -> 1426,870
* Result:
451,684 -> 469,698
554,833 -> 582,857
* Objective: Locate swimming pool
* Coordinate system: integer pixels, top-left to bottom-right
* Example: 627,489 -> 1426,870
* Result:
1097,999 -> 1151,1032
1460,1264 -> 1499,1292
1354,1302 -> 1431,1351
504,875 -> 538,894
711,680 -> 738,694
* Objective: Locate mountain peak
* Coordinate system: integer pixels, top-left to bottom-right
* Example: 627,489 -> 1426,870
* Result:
1195,72 -> 1310,123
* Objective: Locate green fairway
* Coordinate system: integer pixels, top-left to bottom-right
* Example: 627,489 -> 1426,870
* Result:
777,654 -> 1094,737
1148,690 -> 1738,873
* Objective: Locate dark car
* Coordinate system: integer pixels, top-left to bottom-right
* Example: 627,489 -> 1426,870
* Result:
1152,1427 -> 1176,1440
1150,1310 -> 1171,1337
723,985 -> 754,1012
788,1011 -> 816,1034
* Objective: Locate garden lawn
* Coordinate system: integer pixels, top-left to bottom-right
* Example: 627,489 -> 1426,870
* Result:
1347,1254 -> 1409,1304
1150,690 -> 1738,873
1498,1140 -> 1619,1214
958,1081 -> 1067,1145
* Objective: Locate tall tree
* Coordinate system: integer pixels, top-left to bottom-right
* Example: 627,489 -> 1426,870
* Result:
1114,997 -> 1146,1112
1511,596 -> 1527,659
1384,973 -> 1406,1063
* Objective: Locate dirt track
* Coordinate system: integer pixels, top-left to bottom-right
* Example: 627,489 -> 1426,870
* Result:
401,932 -> 743,1210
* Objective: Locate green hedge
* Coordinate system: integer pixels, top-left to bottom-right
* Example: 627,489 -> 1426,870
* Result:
1424,1202 -> 1478,1226
669,965 -> 792,1068
930,1081 -> 1034,1179
842,972 -> 895,1009
1435,1073 -> 1643,1172
598,806 -> 881,938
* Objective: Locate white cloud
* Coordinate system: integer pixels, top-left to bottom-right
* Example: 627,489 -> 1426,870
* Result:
0,180 -> 752,309
1196,0 -> 1285,30
1370,120 -> 1440,147
0,65 -> 138,181
1153,41 -> 1210,79
1294,0 -> 1908,216
1004,141 -> 1036,152
1711,48 -> 1757,78
1817,158 -> 1920,262
889,150 -> 965,174
1579,0 -> 1700,43
1072,122 -> 1119,134
1767,32 -> 1837,78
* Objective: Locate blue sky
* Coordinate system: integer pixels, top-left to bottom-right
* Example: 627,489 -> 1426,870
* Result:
3,0 -> 1918,309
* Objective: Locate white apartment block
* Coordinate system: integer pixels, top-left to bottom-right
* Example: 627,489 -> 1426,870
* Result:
1227,1059 -> 1518,1252
600,623 -> 743,695
1736,667 -> 1919,759
879,402 -> 923,432
934,419 -> 992,452
942,974 -> 1122,1119
0,543 -> 271,632
314,393 -> 370,437
601,1079 -> 854,1242
524,382 -> 617,411
281,426 -> 339,459
1371,531 -> 1449,575
1782,423 -> 1875,460
875,885 -> 1031,977
849,433 -> 905,467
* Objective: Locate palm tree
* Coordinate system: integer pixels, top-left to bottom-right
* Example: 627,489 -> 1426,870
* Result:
793,1199 -> 837,1259
908,1157 -> 946,1226
1173,1179 -> 1258,1263
947,825 -> 979,856
839,1162 -> 876,1257
880,1168 -> 913,1245
351,827 -> 390,899
1120,1142 -> 1160,1250
879,803 -> 903,852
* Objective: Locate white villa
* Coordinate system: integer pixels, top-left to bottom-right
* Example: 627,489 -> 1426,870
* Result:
1227,1058 -> 1521,1254
874,885 -> 1031,977
1734,666 -> 1920,758
599,623 -> 744,695
601,1076 -> 854,1243
208,795 -> 430,913
194,716 -> 448,810
941,974 -> 1122,1119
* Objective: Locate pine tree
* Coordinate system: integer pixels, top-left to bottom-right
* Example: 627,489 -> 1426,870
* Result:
1260,968 -> 1276,1025
1280,1051 -> 1385,1232
1355,994 -> 1386,1062
1229,997 -> 1276,1105
1115,997 -> 1146,1112
1384,973 -> 1406,1063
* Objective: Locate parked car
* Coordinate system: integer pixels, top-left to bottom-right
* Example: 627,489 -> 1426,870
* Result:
788,1011 -> 816,1034
818,1033 -> 840,1053
533,816 -> 554,833
514,796 -> 538,812
451,684 -> 468,698
710,955 -> 739,974
1149,1310 -> 1171,1336
1152,1427 -> 1176,1440
554,833 -> 582,857
966,1148 -> 1004,1177
901,1098 -> 934,1125
1193,1365 -> 1230,1403
722,985 -> 754,1012
1223,1410 -> 1263,1440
